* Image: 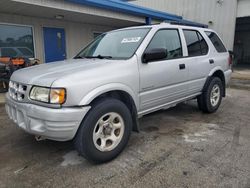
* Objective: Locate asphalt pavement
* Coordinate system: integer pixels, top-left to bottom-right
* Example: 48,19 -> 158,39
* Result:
0,88 -> 250,188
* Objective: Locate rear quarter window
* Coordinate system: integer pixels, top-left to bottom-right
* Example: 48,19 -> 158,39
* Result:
205,31 -> 227,53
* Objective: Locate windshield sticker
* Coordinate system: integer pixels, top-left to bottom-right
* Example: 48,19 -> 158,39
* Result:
121,37 -> 141,43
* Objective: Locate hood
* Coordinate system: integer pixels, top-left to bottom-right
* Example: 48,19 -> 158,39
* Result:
11,59 -> 110,86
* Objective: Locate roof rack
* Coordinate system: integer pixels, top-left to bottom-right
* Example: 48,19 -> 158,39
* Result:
162,20 -> 208,28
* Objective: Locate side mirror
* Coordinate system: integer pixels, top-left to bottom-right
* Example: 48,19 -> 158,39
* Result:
142,48 -> 167,63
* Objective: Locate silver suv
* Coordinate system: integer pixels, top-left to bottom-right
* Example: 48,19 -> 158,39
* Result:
5,23 -> 232,163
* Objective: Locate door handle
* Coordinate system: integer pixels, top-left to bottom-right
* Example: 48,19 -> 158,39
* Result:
179,64 -> 185,70
209,59 -> 214,64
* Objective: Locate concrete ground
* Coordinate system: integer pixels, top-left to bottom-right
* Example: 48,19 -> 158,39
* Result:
0,93 -> 5,103
232,70 -> 250,80
231,68 -> 250,90
0,88 -> 250,188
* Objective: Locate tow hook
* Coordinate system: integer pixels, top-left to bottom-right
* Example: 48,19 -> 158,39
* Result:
35,135 -> 46,141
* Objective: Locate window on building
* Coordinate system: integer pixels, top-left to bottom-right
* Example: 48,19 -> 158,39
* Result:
0,24 -> 35,58
183,30 -> 208,56
205,31 -> 227,53
146,29 -> 183,60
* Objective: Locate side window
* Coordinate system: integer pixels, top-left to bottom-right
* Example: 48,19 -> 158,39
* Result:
146,29 -> 183,60
197,32 -> 209,55
205,31 -> 227,53
183,30 -> 208,56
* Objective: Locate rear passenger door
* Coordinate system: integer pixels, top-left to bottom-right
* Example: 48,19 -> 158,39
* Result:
139,29 -> 189,111
182,29 -> 211,95
204,31 -> 229,71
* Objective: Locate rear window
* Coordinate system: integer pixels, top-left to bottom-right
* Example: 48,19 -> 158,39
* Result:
205,31 -> 227,53
183,30 -> 208,57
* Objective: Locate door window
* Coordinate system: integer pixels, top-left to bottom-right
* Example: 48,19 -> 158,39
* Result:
146,29 -> 183,60
197,32 -> 209,55
183,30 -> 208,56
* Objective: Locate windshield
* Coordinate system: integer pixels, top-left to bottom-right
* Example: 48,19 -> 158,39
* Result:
75,28 -> 150,60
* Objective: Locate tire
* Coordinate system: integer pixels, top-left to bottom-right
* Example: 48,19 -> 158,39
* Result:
197,77 -> 223,113
74,98 -> 132,163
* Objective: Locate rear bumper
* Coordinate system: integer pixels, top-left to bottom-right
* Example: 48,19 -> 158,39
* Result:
224,69 -> 232,86
5,94 -> 90,141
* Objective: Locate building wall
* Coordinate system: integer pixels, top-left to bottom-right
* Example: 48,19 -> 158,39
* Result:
0,13 -> 114,63
237,0 -> 250,18
132,0 -> 238,50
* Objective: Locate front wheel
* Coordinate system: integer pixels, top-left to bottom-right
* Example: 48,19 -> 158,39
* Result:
74,98 -> 132,163
197,77 -> 223,113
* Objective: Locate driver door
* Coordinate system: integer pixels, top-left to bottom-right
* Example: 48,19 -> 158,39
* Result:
139,29 -> 189,112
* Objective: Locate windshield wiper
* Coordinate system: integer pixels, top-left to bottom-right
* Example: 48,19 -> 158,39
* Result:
84,55 -> 113,59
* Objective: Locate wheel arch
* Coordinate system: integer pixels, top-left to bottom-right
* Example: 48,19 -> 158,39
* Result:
206,68 -> 226,97
79,84 -> 139,132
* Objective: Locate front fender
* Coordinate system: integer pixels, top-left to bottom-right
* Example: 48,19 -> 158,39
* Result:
79,83 -> 138,108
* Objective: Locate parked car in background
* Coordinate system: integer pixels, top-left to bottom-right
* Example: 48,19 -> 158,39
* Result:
5,23 -> 232,163
0,47 -> 34,59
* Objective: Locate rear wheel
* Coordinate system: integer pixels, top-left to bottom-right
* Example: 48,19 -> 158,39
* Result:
74,98 -> 132,163
197,77 -> 223,113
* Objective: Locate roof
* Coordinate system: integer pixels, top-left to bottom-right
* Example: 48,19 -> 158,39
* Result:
67,0 -> 181,20
66,0 -> 208,28
111,22 -> 211,33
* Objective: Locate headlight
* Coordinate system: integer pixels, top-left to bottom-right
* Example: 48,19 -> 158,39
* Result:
30,86 -> 66,104
30,87 -> 50,103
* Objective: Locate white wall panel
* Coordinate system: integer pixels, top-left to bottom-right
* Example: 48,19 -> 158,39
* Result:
132,0 -> 238,50
237,0 -> 250,18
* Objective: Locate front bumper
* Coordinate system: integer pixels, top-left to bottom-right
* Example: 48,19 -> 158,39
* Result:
5,94 -> 90,141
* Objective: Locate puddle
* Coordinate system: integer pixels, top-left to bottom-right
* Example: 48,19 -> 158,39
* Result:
61,150 -> 84,167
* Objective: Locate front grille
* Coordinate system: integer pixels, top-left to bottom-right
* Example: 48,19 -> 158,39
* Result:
9,81 -> 27,102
